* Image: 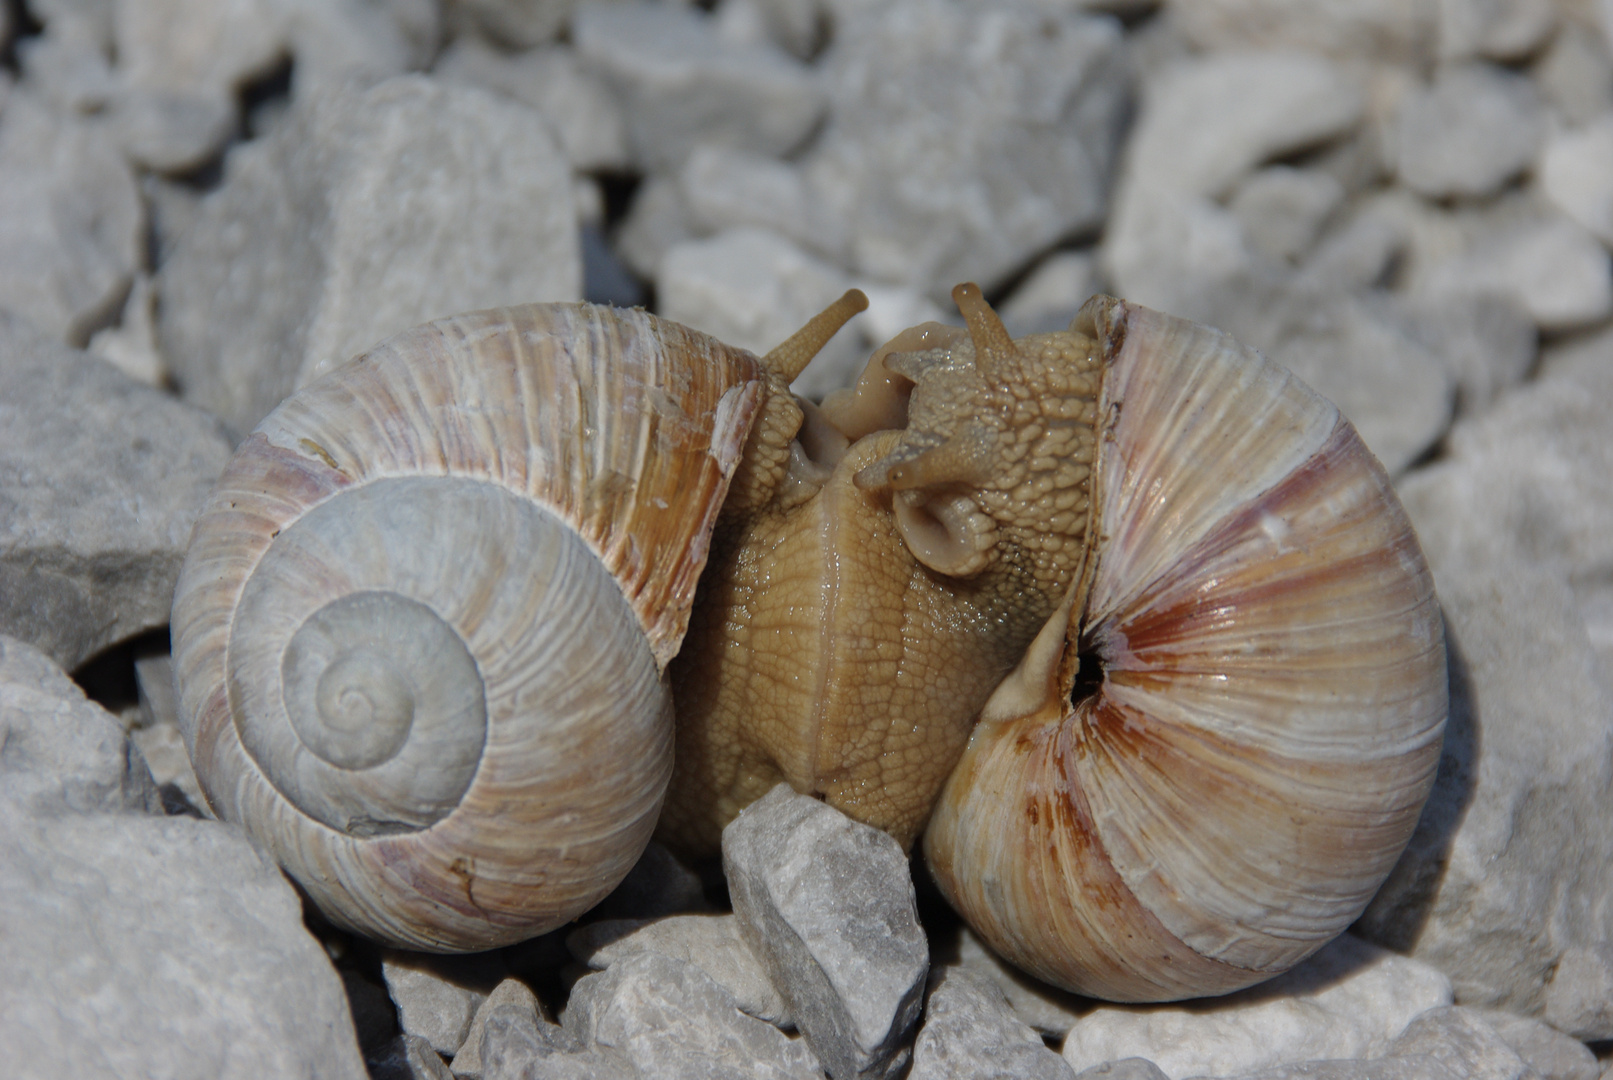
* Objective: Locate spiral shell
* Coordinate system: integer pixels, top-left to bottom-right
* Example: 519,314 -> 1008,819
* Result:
171,304 -> 765,951
922,295 -> 1448,1001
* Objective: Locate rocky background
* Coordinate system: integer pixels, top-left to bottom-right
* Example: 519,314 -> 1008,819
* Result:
1,0 -> 1612,1077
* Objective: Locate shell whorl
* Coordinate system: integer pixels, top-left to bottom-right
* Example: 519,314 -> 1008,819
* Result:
922,296 -> 1448,1001
172,304 -> 765,951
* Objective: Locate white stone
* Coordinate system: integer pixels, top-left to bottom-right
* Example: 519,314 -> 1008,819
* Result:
1061,935 -> 1454,1080
658,228 -> 866,398
615,174 -> 696,282
1396,292 -> 1536,416
157,75 -> 580,436
1419,206 -> 1613,331
381,952 -> 501,1057
1544,945 -> 1613,1040
565,951 -> 823,1080
1357,356 -> 1613,1012
0,314 -> 233,671
941,926 -> 1086,1039
911,968 -> 1075,1080
87,273 -> 165,386
1228,166 -> 1345,265
1104,50 -> 1364,309
0,802 -> 367,1078
801,0 -> 1129,298
0,91 -> 142,345
432,35 -> 630,172
572,1 -> 824,171
1438,0 -> 1557,61
677,144 -> 820,249
449,978 -> 551,1080
1532,22 -> 1613,128
723,784 -> 927,1080
570,915 -> 791,1027
1541,114 -> 1613,246
1472,1008 -> 1599,1080
450,0 -> 575,48
1000,251 -> 1102,338
1385,1007 -> 1532,1080
1172,0 -> 1439,66
1392,63 -> 1545,200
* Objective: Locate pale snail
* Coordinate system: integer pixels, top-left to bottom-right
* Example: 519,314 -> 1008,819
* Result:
170,286 -> 1446,1004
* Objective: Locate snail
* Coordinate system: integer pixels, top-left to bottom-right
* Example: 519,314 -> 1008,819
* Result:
171,286 -> 1446,1003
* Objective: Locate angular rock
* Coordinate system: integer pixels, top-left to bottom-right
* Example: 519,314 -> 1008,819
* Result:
910,968 -> 1074,1080
449,978 -> 552,1080
1000,251 -> 1102,339
0,91 -> 142,344
1386,1007 -> 1531,1080
432,35 -> 630,171
572,1 -> 824,171
451,0 -> 575,49
1228,166 -> 1345,265
1544,945 -> 1613,1040
800,0 -> 1129,298
616,173 -> 697,282
677,144 -> 819,248
1532,23 -> 1613,127
1104,50 -> 1364,309
130,653 -> 207,815
1074,1062 -> 1169,1080
1171,0 -> 1438,66
568,914 -> 791,1027
659,228 -> 866,398
933,925 -> 1085,1040
1427,208 -> 1612,332
0,635 -> 159,817
368,1032 -> 454,1080
87,273 -> 165,387
1357,358 -> 1613,1012
1395,293 -> 1536,416
1472,1008 -> 1598,1080
723,784 -> 927,1080
381,951 -> 504,1058
158,74 -> 580,437
1540,114 -> 1613,247
1061,934 -> 1454,1079
1438,0 -> 1556,62
0,314 -> 233,671
1392,63 -> 1545,200
0,800 -> 368,1078
564,951 -> 822,1080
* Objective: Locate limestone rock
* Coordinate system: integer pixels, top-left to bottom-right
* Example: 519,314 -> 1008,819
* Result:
449,978 -> 552,1080
0,91 -> 142,345
1385,1007 -> 1532,1080
1075,1062 -> 1170,1080
572,1 -> 824,171
1392,63 -> 1545,200
0,314 -> 233,671
723,784 -> 927,1080
1437,0 -> 1556,62
909,968 -> 1075,1080
0,634 -> 159,817
450,0 -> 576,49
158,74 -> 580,437
1061,935 -> 1454,1079
564,951 -> 822,1080
1171,0 -> 1438,66
1472,1008 -> 1598,1080
1544,946 -> 1613,1040
1540,114 -> 1613,247
934,925 -> 1085,1040
800,0 -> 1129,298
432,34 -> 630,171
569,915 -> 790,1027
659,228 -> 866,399
367,1032 -> 454,1080
1228,167 -> 1345,266
0,801 -> 367,1078
381,952 -> 505,1058
1357,357 -> 1613,1012
1104,50 -> 1365,310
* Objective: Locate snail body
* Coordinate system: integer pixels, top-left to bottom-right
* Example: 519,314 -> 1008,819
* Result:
173,287 -> 1446,1001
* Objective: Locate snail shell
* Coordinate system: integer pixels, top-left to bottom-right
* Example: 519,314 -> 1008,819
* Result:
921,295 -> 1448,1001
170,304 -> 767,951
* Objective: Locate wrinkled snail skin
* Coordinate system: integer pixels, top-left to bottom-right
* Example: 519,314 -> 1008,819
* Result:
171,303 -> 769,951
658,285 -> 1108,855
921,295 -> 1449,1002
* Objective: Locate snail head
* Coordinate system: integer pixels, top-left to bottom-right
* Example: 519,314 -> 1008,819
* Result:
846,284 -> 1104,601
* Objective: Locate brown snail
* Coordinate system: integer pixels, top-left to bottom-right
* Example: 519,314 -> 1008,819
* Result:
171,287 -> 1445,1001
